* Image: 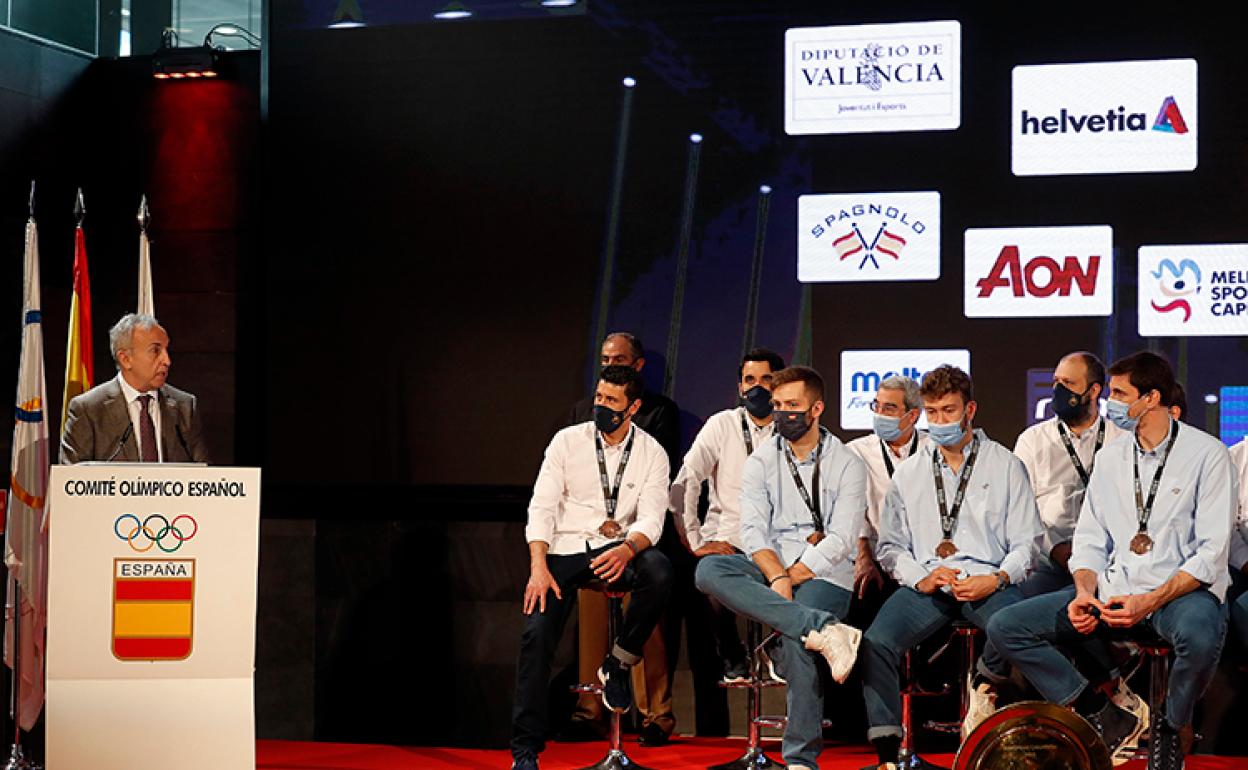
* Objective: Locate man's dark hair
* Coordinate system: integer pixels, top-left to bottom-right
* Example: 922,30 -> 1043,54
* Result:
1107,351 -> 1177,403
599,364 -> 644,402
604,331 -> 644,360
771,365 -> 823,403
1065,350 -> 1107,390
1168,381 -> 1188,421
738,347 -> 785,380
920,365 -> 974,404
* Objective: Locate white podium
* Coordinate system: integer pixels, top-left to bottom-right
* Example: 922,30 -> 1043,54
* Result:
45,464 -> 261,770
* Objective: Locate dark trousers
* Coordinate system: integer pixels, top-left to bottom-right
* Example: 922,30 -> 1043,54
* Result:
511,545 -> 673,760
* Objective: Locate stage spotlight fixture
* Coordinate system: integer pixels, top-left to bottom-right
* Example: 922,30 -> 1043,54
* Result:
622,76 -> 636,88
760,184 -> 772,194
689,133 -> 703,143
329,0 -> 365,28
540,0 -> 578,7
152,38 -> 219,80
1205,393 -> 1219,404
434,2 -> 473,19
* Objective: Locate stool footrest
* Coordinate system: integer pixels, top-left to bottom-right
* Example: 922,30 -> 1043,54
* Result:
718,679 -> 786,690
922,720 -> 960,734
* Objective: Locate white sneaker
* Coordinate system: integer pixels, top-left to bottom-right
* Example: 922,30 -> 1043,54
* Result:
962,680 -> 998,741
786,766 -> 815,770
1110,680 -> 1150,766
802,622 -> 862,684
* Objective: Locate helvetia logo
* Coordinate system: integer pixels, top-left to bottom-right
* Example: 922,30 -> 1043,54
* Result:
1020,96 -> 1188,136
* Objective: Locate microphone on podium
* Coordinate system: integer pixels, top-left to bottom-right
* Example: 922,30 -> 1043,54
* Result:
106,422 -> 135,462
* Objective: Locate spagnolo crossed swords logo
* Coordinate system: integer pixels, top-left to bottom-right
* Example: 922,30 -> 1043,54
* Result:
112,513 -> 198,661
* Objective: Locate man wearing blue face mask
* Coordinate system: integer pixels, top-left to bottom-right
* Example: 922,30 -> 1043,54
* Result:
987,351 -> 1236,770
848,376 -> 929,604
512,364 -> 673,770
862,365 -> 1043,770
695,365 -> 868,770
670,347 -> 785,685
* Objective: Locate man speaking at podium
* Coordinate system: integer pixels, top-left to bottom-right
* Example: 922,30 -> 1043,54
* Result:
60,313 -> 209,464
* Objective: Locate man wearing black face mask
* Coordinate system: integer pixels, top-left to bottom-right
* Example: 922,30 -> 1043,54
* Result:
670,348 -> 785,684
563,332 -> 681,746
512,365 -> 674,770
1014,352 -> 1125,596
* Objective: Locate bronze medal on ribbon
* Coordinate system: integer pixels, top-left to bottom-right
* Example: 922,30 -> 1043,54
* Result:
806,532 -> 826,545
935,539 -> 959,558
1129,531 -> 1153,555
599,519 -> 622,539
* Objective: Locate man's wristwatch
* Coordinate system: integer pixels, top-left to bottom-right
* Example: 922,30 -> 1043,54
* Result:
995,573 -> 1009,592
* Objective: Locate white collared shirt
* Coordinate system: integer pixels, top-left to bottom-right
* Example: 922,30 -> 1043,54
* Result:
116,373 -> 163,462
526,422 -> 669,555
669,406 -> 774,550
878,429 -> 1043,589
848,430 -> 929,544
1014,416 -> 1124,554
1070,420 -> 1237,601
1230,439 -> 1248,571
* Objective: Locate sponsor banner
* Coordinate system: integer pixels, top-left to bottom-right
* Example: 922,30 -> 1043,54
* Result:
964,226 -> 1113,318
1138,244 -> 1248,337
1221,386 -> 1248,447
785,20 -> 961,135
798,191 -> 940,282
1012,58 -> 1198,176
841,349 -> 970,430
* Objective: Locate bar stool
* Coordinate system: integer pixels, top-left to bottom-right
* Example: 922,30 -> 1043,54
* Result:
922,621 -> 981,737
570,580 -> 655,770
1127,639 -> 1173,764
710,621 -> 787,770
894,647 -> 954,770
711,623 -> 835,770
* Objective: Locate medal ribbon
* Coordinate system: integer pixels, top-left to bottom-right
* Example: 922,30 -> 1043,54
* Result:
595,428 -> 636,520
1132,419 -> 1180,536
931,435 -> 981,542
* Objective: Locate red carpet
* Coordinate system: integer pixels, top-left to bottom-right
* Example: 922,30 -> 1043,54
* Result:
256,737 -> 1247,769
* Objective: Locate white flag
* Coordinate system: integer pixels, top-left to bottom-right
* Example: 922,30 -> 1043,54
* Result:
4,215 -> 50,729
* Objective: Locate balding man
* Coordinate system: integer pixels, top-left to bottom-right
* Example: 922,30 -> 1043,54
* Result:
61,313 -> 209,464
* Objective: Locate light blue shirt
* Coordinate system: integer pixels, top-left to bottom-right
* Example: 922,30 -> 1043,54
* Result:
878,429 -> 1043,589
740,429 -> 868,592
1069,419 -> 1238,602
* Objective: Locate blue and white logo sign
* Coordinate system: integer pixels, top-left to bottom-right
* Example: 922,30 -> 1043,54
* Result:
785,20 -> 961,135
841,349 -> 971,430
799,191 -> 941,282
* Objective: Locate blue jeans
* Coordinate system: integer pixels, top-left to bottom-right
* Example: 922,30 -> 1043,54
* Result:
861,585 -> 1021,741
695,554 -> 851,769
1019,556 -> 1073,598
987,586 -> 1228,729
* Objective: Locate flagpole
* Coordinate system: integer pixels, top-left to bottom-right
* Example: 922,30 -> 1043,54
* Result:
3,180 -> 42,770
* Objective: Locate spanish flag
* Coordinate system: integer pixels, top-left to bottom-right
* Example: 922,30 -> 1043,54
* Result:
61,218 -> 93,433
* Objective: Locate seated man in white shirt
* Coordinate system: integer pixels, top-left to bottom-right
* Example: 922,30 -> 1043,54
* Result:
670,347 -> 785,683
510,365 -> 673,770
847,376 -> 928,604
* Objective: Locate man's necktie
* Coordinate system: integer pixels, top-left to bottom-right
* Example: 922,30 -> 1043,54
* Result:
138,394 -> 159,462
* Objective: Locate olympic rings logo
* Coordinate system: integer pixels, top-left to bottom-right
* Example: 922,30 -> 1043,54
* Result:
113,514 -> 198,553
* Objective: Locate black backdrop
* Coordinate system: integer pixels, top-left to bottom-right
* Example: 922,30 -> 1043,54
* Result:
262,2 -> 1248,493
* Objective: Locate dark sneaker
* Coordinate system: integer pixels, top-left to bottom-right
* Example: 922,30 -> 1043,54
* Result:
598,655 -> 632,713
1148,718 -> 1184,770
511,754 -> 539,770
638,722 -> 670,747
1086,699 -> 1146,758
720,659 -> 750,685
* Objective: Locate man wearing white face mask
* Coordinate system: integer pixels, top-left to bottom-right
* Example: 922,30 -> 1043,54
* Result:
861,365 -> 1042,770
848,376 -> 929,602
987,351 -> 1236,770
